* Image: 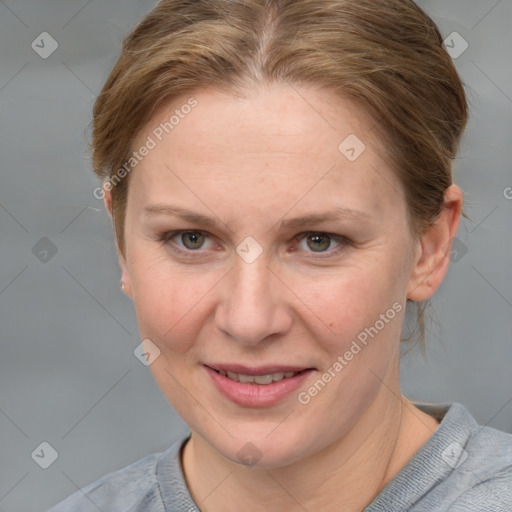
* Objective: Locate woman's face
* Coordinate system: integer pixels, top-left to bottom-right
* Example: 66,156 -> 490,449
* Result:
118,83 -> 421,467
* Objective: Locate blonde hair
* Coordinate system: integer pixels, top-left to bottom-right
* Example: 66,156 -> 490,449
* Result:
91,0 -> 468,346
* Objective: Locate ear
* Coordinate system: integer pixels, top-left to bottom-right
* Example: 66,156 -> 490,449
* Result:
103,186 -> 133,299
406,184 -> 463,301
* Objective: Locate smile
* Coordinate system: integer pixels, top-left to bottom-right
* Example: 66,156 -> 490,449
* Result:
214,369 -> 302,384
204,365 -> 315,407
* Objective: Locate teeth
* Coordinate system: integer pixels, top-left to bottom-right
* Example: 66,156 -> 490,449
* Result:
218,369 -> 300,384
254,374 -> 273,384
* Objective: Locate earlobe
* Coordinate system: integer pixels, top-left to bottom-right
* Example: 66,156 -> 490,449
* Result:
407,185 -> 463,301
119,255 -> 133,299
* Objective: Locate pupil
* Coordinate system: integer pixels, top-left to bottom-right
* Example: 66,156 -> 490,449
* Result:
307,233 -> 330,252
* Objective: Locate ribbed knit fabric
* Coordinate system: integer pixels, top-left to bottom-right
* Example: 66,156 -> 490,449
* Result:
48,402 -> 512,511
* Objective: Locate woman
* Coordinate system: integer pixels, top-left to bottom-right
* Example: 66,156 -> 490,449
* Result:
49,0 -> 512,510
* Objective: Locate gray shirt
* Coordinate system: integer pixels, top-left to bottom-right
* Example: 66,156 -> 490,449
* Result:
48,402 -> 512,511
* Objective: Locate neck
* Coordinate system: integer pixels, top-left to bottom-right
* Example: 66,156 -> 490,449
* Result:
181,393 -> 439,512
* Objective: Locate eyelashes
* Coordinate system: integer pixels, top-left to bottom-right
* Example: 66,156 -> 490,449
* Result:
158,230 -> 351,259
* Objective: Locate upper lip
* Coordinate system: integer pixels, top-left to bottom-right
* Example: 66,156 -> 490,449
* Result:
205,363 -> 314,375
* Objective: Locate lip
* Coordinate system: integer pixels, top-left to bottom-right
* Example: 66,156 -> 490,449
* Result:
204,364 -> 315,407
206,363 -> 312,375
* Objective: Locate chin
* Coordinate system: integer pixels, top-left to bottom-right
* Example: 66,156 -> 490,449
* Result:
205,424 -> 315,469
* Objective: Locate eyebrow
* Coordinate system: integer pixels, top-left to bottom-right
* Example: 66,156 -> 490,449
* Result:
142,204 -> 373,230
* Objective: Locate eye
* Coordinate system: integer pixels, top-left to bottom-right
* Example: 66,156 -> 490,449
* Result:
178,231 -> 206,250
160,230 -> 215,253
158,229 -> 349,259
294,232 -> 348,255
304,233 -> 332,252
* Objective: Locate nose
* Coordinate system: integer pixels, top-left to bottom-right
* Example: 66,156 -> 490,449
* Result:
214,255 -> 293,346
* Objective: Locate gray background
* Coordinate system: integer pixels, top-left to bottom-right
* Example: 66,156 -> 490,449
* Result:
1,1 -> 511,510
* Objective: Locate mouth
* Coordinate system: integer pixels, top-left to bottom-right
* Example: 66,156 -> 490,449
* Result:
208,367 -> 309,385
205,363 -> 315,384
204,363 -> 315,407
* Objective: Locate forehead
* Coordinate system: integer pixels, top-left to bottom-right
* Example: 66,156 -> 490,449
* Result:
128,83 -> 404,219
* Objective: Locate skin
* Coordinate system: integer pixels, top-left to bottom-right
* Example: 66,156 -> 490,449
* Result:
104,82 -> 462,511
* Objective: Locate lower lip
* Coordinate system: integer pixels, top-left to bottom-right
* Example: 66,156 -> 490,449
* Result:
204,366 -> 314,407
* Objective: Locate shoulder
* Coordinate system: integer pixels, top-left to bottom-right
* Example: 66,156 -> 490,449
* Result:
417,402 -> 512,511
369,402 -> 512,512
47,437 -> 187,512
446,420 -> 512,511
449,472 -> 512,511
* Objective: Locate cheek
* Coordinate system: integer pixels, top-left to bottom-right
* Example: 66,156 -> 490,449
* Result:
294,271 -> 405,434
129,251 -> 220,352
295,257 -> 402,344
